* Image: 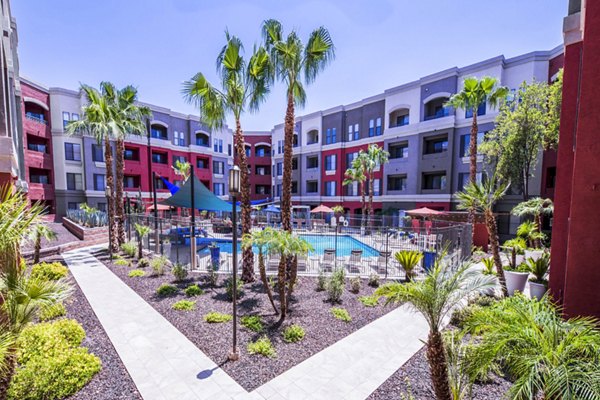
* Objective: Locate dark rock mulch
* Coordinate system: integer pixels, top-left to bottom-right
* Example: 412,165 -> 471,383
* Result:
21,222 -> 80,253
41,255 -> 143,400
367,344 -> 511,399
99,251 -> 399,391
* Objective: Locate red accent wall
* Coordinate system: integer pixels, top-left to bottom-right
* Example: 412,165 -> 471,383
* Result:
244,134 -> 272,201
550,1 -> 600,318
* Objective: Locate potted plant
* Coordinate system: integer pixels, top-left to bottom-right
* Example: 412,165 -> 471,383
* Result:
503,237 -> 526,267
503,262 -> 530,296
526,252 -> 550,300
517,221 -> 546,261
209,242 -> 221,271
162,236 -> 171,258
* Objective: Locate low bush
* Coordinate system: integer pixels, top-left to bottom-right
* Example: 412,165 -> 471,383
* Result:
184,284 -> 204,297
128,269 -> 145,278
156,284 -> 178,297
121,241 -> 137,258
39,302 -> 66,322
326,268 -> 345,303
224,277 -> 243,300
368,274 -> 380,288
114,259 -> 130,267
247,336 -> 276,358
171,263 -> 188,282
316,270 -> 327,291
358,295 -> 380,307
17,319 -> 86,364
31,262 -> 68,281
283,324 -> 305,343
450,304 -> 482,329
240,315 -> 263,332
330,307 -> 352,322
204,312 -> 232,323
137,257 -> 150,268
470,295 -> 496,308
150,256 -> 169,276
171,300 -> 196,311
350,276 -> 361,293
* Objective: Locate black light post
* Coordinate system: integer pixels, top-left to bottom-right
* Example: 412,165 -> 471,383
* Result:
228,165 -> 241,361
106,186 -> 113,261
126,194 -> 131,242
190,166 -> 196,270
152,171 -> 159,253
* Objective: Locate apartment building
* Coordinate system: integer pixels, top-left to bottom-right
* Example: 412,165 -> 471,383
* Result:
243,131 -> 272,201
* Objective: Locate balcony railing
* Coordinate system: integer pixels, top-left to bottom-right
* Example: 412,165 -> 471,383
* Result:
25,113 -> 48,125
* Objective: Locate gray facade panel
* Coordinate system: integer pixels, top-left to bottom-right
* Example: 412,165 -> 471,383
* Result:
321,111 -> 344,145
383,134 -> 420,195
417,128 -> 454,194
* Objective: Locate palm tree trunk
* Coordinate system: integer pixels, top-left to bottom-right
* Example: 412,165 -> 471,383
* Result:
281,91 -> 295,233
258,251 -> 278,314
468,111 -> 478,246
0,348 -> 17,400
277,256 -> 287,321
234,118 -> 255,283
426,330 -> 452,400
286,254 -> 298,308
486,209 -> 508,296
34,234 -> 41,264
368,174 -> 374,232
360,181 -> 366,230
115,138 -> 126,245
138,238 -> 143,259
104,137 -> 118,252
535,214 -> 543,248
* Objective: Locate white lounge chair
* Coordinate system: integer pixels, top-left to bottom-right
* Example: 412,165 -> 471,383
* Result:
320,252 -> 335,272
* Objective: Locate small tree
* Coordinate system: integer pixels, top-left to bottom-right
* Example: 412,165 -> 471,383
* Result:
242,228 -> 278,313
394,250 -> 423,281
376,261 -> 497,400
29,223 -> 57,264
512,197 -> 553,247
343,158 -> 367,229
357,144 -> 389,231
134,223 -> 151,259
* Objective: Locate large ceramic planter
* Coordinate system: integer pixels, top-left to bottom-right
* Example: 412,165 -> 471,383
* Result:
423,251 -> 437,272
525,249 -> 544,262
504,270 -> 529,296
529,281 -> 548,300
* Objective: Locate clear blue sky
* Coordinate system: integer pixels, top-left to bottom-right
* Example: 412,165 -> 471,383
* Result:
13,0 -> 565,131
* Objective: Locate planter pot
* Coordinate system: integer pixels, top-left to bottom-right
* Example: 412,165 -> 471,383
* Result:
504,270 -> 529,296
529,281 -> 548,301
209,246 -> 221,270
162,243 -> 172,258
525,249 -> 544,262
423,251 -> 437,272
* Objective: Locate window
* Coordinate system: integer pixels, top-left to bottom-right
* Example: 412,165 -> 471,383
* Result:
29,168 -> 50,184
546,167 -> 556,189
307,156 -> 318,169
66,173 -> 83,190
228,144 -> 232,156
245,146 -> 251,157
213,161 -> 224,175
348,124 -> 359,141
172,155 -> 187,166
124,147 -> 139,161
459,132 -> 485,157
151,125 -> 168,140
93,174 -> 106,191
458,172 -> 484,191
276,162 -> 283,176
389,142 -> 408,159
173,131 -> 185,146
255,165 -> 270,175
213,183 -> 225,196
325,128 -> 337,144
276,184 -> 282,197
325,181 -> 336,196
307,130 -> 319,144
213,138 -> 223,153
375,117 -> 382,136
291,181 -> 298,194
345,181 -> 358,196
152,152 -> 167,164
424,97 -> 450,120
197,158 -> 208,169
325,154 -> 337,171
195,133 -> 209,147
154,176 -> 165,190
422,172 -> 447,190
388,175 -> 407,191
255,185 -> 270,195
396,114 -> 409,127
346,152 -> 358,169
255,145 -> 269,157
374,179 -> 381,195
292,157 -> 298,170
124,175 -> 140,188
465,101 -> 486,118
92,144 -> 104,162
27,138 -> 47,153
62,112 -> 70,128
64,143 -> 81,161
293,134 -> 298,147
72,113 -> 79,122
368,119 -> 375,137
424,136 -> 448,155
306,181 -> 318,193
67,202 -> 80,210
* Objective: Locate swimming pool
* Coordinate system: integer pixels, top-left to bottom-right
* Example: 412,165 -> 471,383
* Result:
197,234 -> 379,257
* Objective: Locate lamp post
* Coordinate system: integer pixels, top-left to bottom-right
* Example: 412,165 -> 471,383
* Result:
228,165 -> 241,361
106,186 -> 113,261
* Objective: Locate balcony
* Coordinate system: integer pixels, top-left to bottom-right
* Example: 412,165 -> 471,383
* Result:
423,97 -> 452,121
25,112 -> 47,125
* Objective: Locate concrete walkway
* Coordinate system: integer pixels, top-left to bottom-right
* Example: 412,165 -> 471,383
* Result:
63,245 -> 429,400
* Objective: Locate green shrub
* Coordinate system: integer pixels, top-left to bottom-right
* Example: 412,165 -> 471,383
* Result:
137,257 -> 150,268
128,269 -> 145,278
241,315 -> 263,332
114,259 -> 130,267
326,268 -> 345,303
481,257 -> 495,275
171,300 -> 196,311
283,324 -> 305,343
204,312 -> 232,323
471,295 -> 496,308
171,263 -> 188,282
224,277 -> 243,300
156,284 -> 178,297
39,303 -> 66,322
330,307 -> 352,322
17,319 -> 86,365
31,262 -> 68,281
368,274 -> 380,288
350,276 -> 361,293
316,270 -> 327,291
184,284 -> 204,297
450,304 -> 482,329
358,295 -> 380,307
247,336 -> 276,358
150,256 -> 169,276
121,241 -> 137,258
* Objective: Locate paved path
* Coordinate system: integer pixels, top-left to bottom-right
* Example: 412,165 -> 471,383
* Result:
64,245 -> 428,400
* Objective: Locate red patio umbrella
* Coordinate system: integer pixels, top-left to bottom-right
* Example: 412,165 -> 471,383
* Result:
310,204 -> 334,214
406,207 -> 444,217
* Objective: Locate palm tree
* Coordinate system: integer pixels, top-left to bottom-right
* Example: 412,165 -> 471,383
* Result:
456,175 -> 510,295
359,144 -> 389,230
242,228 -> 277,313
376,261 -> 497,400
516,220 -> 545,249
262,19 -> 335,233
172,159 -> 191,180
512,197 -> 553,247
343,157 -> 367,229
29,223 -> 57,264
446,77 -> 508,241
464,295 -> 600,400
183,32 -> 273,283
394,250 -> 423,281
134,223 -> 151,259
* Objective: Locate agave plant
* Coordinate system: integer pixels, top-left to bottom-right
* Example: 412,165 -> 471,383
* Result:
394,250 -> 423,281
525,252 -> 550,284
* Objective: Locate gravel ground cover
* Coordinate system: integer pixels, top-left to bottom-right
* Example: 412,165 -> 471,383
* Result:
98,250 -> 399,391
21,222 -> 80,252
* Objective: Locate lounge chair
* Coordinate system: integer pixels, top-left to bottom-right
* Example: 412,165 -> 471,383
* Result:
347,250 -> 363,274
371,252 -> 391,275
297,255 -> 309,272
320,252 -> 336,272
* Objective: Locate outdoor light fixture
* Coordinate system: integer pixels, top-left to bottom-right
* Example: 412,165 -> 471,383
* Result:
228,164 -> 241,361
229,165 -> 241,195
105,186 -> 113,261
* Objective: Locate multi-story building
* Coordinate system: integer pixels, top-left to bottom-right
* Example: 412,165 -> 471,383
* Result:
243,131 -> 272,201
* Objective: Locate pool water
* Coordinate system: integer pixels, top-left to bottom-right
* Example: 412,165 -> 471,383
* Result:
198,234 -> 379,257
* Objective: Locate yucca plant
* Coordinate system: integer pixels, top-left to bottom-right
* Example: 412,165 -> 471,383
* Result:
464,295 -> 600,400
134,223 -> 151,259
394,250 -> 424,281
525,252 -> 550,284
28,223 -> 57,264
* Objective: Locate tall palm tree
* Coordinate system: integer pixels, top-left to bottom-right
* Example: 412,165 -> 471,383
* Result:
446,77 -> 508,241
343,157 -> 367,229
242,228 -> 277,313
456,175 -> 510,295
357,144 -> 389,231
262,19 -> 335,233
183,32 -> 273,283
28,223 -> 57,264
376,261 -> 497,400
